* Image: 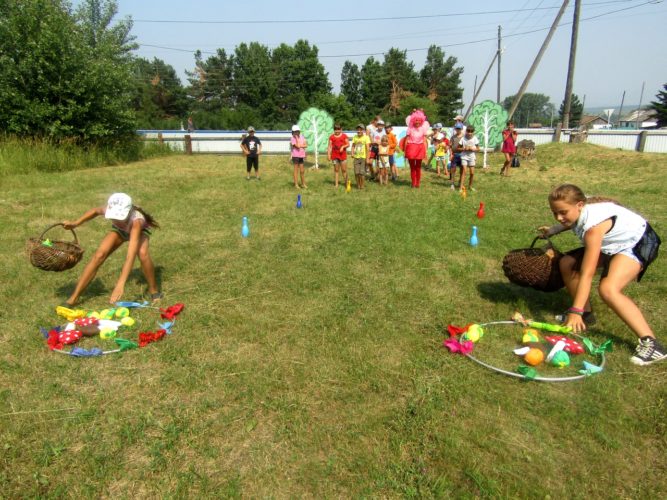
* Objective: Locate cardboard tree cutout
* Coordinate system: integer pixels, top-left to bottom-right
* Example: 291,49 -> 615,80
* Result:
298,107 -> 334,168
468,100 -> 509,167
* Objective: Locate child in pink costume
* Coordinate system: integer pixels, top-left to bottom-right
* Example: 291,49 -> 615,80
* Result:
404,109 -> 431,188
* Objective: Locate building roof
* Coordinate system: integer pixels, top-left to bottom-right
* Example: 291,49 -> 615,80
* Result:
619,108 -> 657,122
579,115 -> 609,126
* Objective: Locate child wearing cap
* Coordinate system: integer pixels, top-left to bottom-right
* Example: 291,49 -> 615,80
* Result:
351,124 -> 370,189
426,123 -> 443,170
61,193 -> 161,306
449,123 -> 465,189
290,125 -> 308,189
384,123 -> 399,181
457,125 -> 480,191
377,136 -> 390,185
327,123 -> 350,188
432,132 -> 450,178
241,126 -> 262,180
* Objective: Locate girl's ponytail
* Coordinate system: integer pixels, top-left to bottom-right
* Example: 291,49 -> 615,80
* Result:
134,206 -> 160,229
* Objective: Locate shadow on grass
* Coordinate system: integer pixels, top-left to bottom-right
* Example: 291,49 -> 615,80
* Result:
477,281 -> 570,320
56,266 -> 164,303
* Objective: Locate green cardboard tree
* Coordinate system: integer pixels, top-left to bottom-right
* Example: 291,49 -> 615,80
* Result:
298,107 -> 334,168
467,100 -> 509,166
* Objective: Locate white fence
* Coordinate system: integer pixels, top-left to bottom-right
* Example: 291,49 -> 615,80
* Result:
138,128 -> 667,154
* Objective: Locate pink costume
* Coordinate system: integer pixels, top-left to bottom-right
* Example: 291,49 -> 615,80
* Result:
404,110 -> 431,187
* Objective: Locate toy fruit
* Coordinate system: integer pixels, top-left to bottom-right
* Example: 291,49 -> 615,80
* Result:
99,309 -> 116,320
114,307 -> 130,318
120,316 -> 135,327
551,350 -> 570,368
87,311 -> 101,319
522,328 -> 540,343
524,347 -> 545,366
74,317 -> 100,337
463,324 -> 484,343
99,327 -> 116,340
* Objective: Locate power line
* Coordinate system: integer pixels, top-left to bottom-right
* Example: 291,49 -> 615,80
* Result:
128,0 -> 641,24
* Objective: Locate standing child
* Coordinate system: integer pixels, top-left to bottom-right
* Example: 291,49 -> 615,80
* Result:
457,125 -> 479,191
384,123 -> 398,181
351,124 -> 370,189
449,123 -> 464,189
290,125 -> 308,189
432,132 -> 450,178
327,123 -> 349,188
541,184 -> 663,366
61,193 -> 161,306
426,123 -> 443,169
377,136 -> 390,185
500,120 -> 518,176
241,126 -> 262,180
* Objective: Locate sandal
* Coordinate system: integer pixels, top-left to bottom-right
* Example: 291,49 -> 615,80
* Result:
150,292 -> 163,303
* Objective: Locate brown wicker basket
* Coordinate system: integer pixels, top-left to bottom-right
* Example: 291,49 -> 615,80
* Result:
26,223 -> 84,272
502,237 -> 564,292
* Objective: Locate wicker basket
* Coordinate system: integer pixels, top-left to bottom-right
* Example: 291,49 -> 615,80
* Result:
26,223 -> 84,272
502,237 -> 564,292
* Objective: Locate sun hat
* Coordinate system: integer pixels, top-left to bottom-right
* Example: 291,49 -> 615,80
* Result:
247,126 -> 255,132
377,120 -> 385,126
356,123 -> 365,129
454,123 -> 464,129
454,114 -> 464,121
385,122 -> 393,128
434,122 -> 443,129
105,193 -> 132,220
291,125 -> 300,132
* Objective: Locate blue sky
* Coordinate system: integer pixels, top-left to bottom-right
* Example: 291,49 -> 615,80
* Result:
78,0 -> 667,110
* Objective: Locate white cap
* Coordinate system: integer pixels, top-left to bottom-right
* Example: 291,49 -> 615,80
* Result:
291,125 -> 300,132
376,120 -> 385,126
105,193 -> 132,220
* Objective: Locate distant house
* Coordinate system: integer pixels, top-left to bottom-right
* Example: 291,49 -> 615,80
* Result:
617,109 -> 658,130
579,114 -> 611,130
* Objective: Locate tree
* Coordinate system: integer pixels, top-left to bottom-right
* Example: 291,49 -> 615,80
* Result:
360,57 -> 389,117
231,42 -> 275,123
383,48 -> 423,113
559,93 -> 583,128
186,49 -> 234,109
502,93 -> 553,127
650,83 -> 667,128
0,0 -> 137,142
340,61 -> 362,112
133,58 -> 188,128
420,45 -> 464,124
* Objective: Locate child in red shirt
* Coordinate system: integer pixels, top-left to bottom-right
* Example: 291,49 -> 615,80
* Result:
327,123 -> 350,188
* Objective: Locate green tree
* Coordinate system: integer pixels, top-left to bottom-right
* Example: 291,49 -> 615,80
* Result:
133,58 -> 187,128
559,93 -> 583,128
650,83 -> 667,128
340,61 -> 363,112
502,93 -> 553,127
360,57 -> 389,117
383,48 -> 424,114
420,45 -> 464,124
186,49 -> 234,109
231,42 -> 275,124
0,0 -> 137,142
271,40 -> 331,127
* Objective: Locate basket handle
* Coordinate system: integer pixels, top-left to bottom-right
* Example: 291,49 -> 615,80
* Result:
530,236 -> 555,249
39,223 -> 79,245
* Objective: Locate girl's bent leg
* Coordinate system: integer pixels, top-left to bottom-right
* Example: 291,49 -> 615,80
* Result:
138,235 -> 159,296
67,232 -> 124,305
598,254 -> 653,338
559,254 -> 593,313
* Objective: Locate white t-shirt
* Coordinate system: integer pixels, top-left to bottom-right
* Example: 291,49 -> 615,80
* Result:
460,136 -> 479,162
573,202 -> 646,255
111,209 -> 147,233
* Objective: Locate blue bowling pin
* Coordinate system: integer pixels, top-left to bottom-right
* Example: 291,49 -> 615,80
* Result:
296,194 -> 303,209
241,216 -> 249,238
469,225 -> 479,247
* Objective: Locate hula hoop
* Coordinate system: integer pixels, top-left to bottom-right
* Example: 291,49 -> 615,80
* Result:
463,320 -> 607,382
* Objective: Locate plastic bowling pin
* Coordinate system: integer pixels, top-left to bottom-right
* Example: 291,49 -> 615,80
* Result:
460,186 -> 467,200
296,194 -> 303,208
469,226 -> 479,247
345,179 -> 351,193
477,202 -> 485,219
241,216 -> 249,238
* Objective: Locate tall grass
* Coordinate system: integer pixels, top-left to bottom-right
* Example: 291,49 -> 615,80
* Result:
0,135 -> 175,175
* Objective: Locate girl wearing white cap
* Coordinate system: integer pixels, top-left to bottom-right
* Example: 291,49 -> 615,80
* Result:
290,125 -> 308,189
61,193 -> 161,305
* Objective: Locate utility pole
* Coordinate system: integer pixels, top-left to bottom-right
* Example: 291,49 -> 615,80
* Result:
636,81 -> 645,129
617,90 -> 626,128
508,0 -> 570,120
463,50 -> 500,120
562,0 -> 581,129
497,25 -> 502,103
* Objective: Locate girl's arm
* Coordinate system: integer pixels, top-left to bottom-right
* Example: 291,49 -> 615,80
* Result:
327,138 -> 333,160
342,138 -> 350,152
109,218 -> 143,303
63,207 -> 104,229
538,223 -> 568,238
566,223 -> 607,332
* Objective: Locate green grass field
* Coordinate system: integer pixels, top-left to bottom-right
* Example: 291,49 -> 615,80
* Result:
1,143 -> 666,497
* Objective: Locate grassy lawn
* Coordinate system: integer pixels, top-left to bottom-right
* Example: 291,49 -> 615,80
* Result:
1,143 -> 666,497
